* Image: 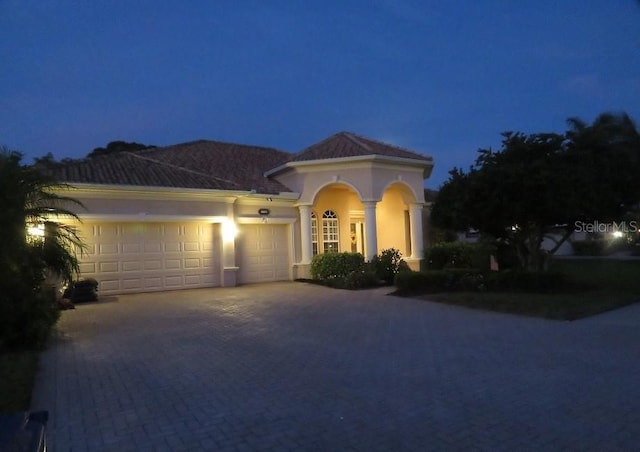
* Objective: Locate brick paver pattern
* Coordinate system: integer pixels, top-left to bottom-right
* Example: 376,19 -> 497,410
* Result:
32,282 -> 640,451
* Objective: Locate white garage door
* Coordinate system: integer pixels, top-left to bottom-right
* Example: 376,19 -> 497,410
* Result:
77,222 -> 221,294
238,224 -> 290,284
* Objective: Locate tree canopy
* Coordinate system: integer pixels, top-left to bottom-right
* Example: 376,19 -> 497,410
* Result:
1,148 -> 86,347
33,140 -> 156,166
430,112 -> 640,270
87,140 -> 156,158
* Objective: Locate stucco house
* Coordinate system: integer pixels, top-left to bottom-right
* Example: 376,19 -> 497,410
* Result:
48,132 -> 434,294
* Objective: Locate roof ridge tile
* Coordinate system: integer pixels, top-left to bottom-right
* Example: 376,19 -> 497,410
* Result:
342,132 -> 373,152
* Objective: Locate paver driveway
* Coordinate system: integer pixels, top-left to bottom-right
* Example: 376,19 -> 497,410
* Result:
32,282 -> 640,451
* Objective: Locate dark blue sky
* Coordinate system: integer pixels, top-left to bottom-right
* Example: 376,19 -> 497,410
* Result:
2,1 -> 639,188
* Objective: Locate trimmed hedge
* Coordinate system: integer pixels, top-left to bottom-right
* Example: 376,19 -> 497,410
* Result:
394,269 -> 485,294
310,252 -> 364,280
425,242 -> 496,271
394,271 -> 450,294
335,270 -> 379,290
395,269 -> 569,295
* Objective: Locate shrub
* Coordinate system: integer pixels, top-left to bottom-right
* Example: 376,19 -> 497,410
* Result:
425,242 -> 495,271
371,248 -> 406,284
394,271 -> 450,294
395,268 -> 568,295
443,268 -> 486,291
495,241 -> 520,270
0,246 -> 61,349
69,278 -> 99,303
310,252 -> 364,280
341,270 -> 380,290
0,282 -> 60,350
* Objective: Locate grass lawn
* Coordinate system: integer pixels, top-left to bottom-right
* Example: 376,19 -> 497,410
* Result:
414,258 -> 640,320
0,349 -> 39,413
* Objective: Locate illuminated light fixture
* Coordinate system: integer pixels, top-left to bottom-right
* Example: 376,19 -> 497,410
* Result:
612,231 -> 624,239
221,220 -> 238,242
27,223 -> 45,237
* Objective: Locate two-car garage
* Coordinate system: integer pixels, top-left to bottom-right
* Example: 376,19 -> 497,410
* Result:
76,221 -> 291,295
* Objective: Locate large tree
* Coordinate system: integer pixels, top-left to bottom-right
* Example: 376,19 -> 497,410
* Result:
87,140 -> 156,158
0,148 -> 85,347
431,113 -> 640,271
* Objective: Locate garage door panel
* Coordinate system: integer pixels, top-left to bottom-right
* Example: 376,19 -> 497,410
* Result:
79,262 -> 96,273
122,261 -> 142,272
99,243 -> 118,254
122,243 -> 142,254
184,258 -> 202,268
144,242 -> 162,253
144,260 -> 162,270
143,277 -> 163,289
184,242 -> 200,252
76,222 -> 221,294
164,242 -> 181,252
238,224 -> 290,284
259,256 -> 275,265
184,275 -> 204,285
100,280 -> 120,292
165,275 -> 183,287
96,224 -> 118,237
99,262 -> 118,273
122,278 -> 143,290
165,259 -> 181,269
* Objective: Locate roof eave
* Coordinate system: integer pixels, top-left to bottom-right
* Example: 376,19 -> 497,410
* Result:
64,182 -> 253,196
63,182 -> 300,200
264,154 -> 434,178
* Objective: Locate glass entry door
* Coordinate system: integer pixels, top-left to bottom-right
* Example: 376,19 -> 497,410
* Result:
350,219 -> 365,255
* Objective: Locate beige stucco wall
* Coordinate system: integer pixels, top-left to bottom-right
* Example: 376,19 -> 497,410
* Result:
68,186 -> 300,223
376,188 -> 410,257
74,196 -> 229,218
234,202 -> 298,221
275,161 -> 426,205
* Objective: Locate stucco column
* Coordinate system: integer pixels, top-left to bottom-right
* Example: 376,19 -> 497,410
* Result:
222,199 -> 239,287
409,203 -> 424,260
298,204 -> 313,264
363,201 -> 378,261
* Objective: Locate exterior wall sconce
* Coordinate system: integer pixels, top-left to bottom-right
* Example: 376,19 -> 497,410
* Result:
27,223 -> 45,239
258,208 -> 270,224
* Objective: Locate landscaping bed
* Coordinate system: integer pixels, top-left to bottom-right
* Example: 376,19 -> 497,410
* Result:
397,259 -> 640,321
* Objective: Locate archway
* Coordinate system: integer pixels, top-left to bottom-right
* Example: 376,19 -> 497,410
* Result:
376,182 -> 419,259
311,183 -> 364,255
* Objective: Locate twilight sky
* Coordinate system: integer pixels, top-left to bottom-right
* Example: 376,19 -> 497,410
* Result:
1,0 -> 639,188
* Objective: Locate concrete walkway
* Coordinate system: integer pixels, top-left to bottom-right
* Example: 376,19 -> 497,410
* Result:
32,282 -> 640,451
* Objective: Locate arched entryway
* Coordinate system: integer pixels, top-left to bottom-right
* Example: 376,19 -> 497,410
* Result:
298,181 -> 423,264
376,182 -> 423,259
310,183 -> 365,256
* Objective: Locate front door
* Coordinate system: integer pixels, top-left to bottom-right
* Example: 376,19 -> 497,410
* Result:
350,219 -> 365,255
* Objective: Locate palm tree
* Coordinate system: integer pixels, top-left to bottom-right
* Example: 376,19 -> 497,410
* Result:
0,147 -> 85,348
0,147 -> 85,284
